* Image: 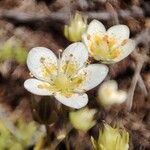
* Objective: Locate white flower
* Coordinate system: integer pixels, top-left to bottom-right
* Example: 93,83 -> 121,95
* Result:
24,42 -> 108,109
97,80 -> 127,107
83,20 -> 136,64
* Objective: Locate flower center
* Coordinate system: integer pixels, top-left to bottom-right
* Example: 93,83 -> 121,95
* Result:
88,35 -> 121,60
52,72 -> 86,97
54,74 -> 71,92
38,57 -> 87,98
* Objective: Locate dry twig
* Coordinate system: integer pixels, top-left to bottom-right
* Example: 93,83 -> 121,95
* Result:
0,7 -> 144,25
126,53 -> 145,111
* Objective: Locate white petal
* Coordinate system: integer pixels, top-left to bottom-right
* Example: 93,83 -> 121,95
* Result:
61,42 -> 88,69
114,39 -> 135,62
24,79 -> 52,96
82,34 -> 89,49
54,93 -> 88,109
79,64 -> 108,91
87,20 -> 106,35
27,47 -> 58,81
82,34 -> 92,56
107,25 -> 130,43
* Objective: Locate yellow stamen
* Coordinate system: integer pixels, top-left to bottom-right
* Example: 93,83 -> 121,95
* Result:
42,64 -> 57,78
62,60 -> 77,77
71,73 -> 86,89
40,57 -> 57,79
111,49 -> 120,58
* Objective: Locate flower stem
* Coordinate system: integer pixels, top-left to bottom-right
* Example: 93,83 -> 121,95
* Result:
45,124 -> 50,141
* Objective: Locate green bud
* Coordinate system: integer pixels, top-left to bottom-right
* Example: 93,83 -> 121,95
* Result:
64,11 -> 87,42
69,107 -> 97,132
91,124 -> 129,150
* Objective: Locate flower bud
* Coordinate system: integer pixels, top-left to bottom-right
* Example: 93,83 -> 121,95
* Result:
69,107 -> 97,132
91,124 -> 129,150
64,12 -> 87,42
97,80 -> 127,107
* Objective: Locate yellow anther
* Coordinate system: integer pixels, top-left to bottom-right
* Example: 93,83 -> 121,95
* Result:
94,35 -> 101,45
111,49 -> 120,58
103,35 -> 109,41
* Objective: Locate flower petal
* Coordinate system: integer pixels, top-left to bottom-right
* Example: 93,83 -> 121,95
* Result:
54,93 -> 88,109
114,39 -> 135,62
60,42 -> 88,76
27,47 -> 58,81
87,20 -> 106,35
82,33 -> 89,50
78,64 -> 108,91
82,34 -> 94,62
107,25 -> 130,44
24,79 -> 52,96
